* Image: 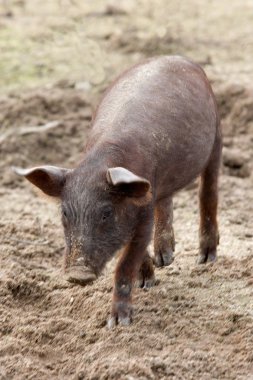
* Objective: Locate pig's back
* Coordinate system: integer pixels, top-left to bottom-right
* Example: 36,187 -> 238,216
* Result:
91,56 -> 219,196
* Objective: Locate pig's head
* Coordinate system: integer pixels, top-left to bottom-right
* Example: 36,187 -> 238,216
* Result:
13,165 -> 151,285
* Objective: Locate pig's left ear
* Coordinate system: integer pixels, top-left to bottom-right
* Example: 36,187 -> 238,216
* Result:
106,167 -> 151,198
12,165 -> 72,197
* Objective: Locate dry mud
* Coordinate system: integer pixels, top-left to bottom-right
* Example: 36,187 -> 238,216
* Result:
0,1 -> 253,379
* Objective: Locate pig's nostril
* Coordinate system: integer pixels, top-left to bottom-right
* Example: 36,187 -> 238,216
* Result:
65,266 -> 96,286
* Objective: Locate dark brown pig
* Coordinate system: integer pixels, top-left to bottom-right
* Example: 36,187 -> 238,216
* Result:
13,56 -> 222,327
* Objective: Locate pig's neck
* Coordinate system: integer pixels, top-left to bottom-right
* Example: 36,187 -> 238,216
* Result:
82,137 -> 144,174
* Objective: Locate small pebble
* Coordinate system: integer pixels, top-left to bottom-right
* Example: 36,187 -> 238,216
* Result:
79,331 -> 86,338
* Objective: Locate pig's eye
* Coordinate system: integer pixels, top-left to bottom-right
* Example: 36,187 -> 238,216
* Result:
101,207 -> 113,222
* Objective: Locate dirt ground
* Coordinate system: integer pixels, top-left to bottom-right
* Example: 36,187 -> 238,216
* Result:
0,1 -> 253,379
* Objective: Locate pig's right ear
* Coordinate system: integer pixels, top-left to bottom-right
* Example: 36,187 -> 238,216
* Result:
12,165 -> 72,197
106,167 -> 151,198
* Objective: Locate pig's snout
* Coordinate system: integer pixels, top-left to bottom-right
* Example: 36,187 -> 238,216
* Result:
64,250 -> 97,286
65,265 -> 96,286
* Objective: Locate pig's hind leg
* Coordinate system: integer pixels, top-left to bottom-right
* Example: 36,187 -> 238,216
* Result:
154,197 -> 175,267
198,131 -> 222,264
136,252 -> 156,289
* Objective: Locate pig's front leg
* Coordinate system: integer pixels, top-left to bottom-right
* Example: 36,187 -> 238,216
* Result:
107,214 -> 153,328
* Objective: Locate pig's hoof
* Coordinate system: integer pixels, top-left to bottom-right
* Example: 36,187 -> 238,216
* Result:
136,274 -> 156,289
137,258 -> 156,289
154,249 -> 174,267
107,302 -> 132,328
198,250 -> 217,264
107,315 -> 131,329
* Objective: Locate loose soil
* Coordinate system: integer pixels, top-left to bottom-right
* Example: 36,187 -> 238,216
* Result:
0,1 -> 252,379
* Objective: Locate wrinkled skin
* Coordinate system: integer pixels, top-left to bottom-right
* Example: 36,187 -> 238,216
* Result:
13,55 -> 222,327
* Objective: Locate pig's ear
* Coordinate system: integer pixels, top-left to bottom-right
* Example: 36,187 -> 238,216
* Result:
12,165 -> 71,197
106,167 -> 150,198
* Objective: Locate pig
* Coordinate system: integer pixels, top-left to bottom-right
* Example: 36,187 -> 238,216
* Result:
13,56 -> 222,327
